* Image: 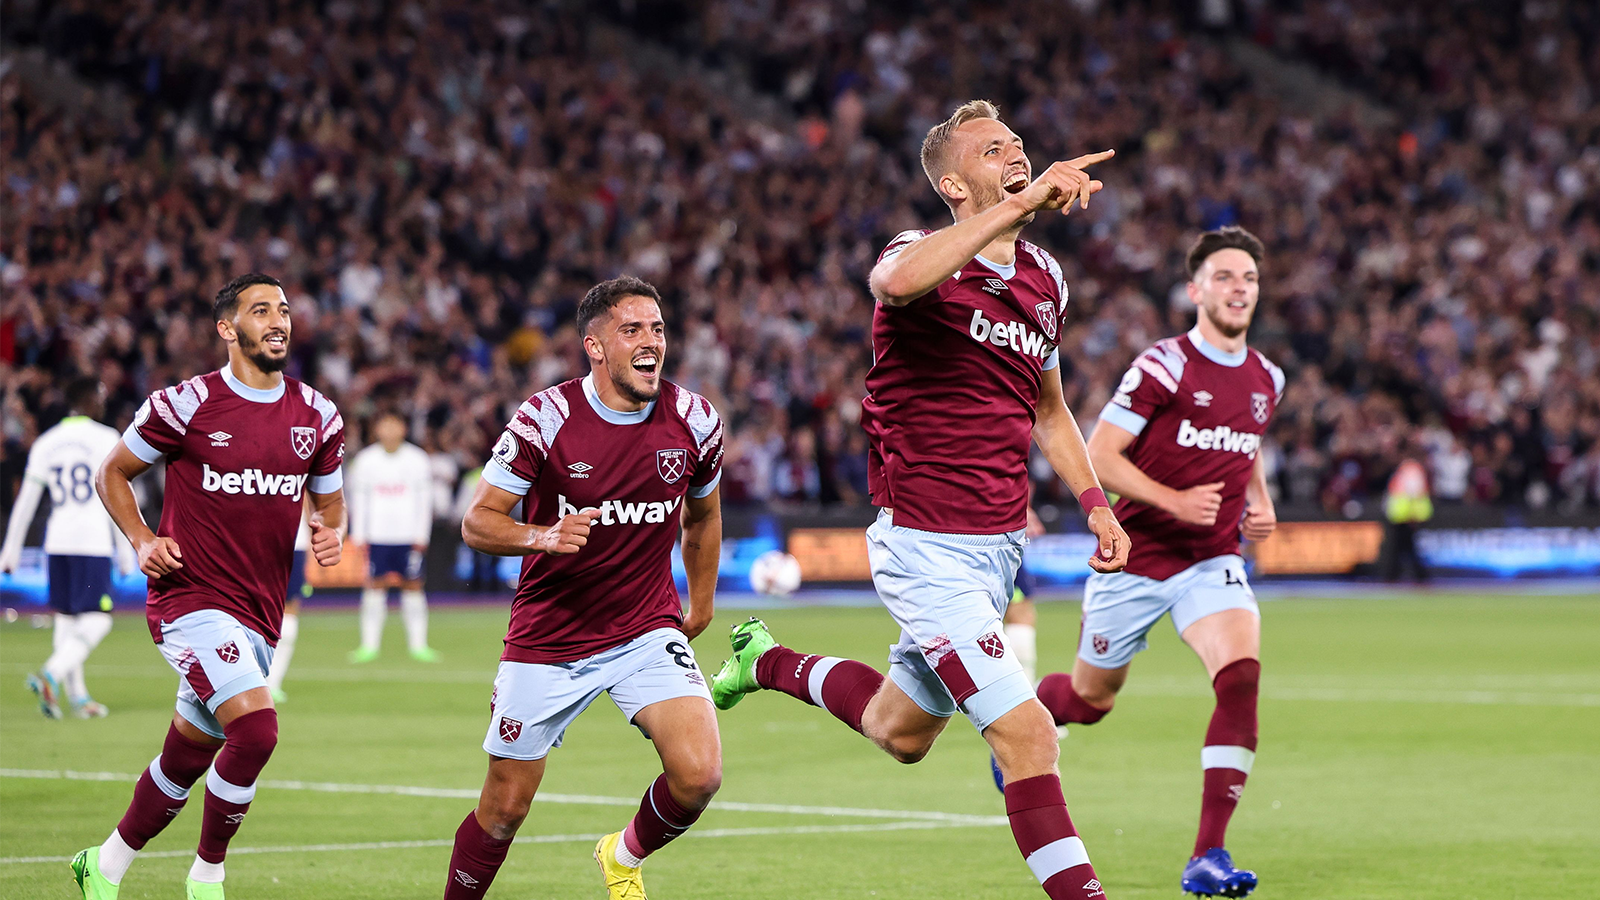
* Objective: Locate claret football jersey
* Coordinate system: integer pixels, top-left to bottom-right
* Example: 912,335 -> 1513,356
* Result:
863,230 -> 1067,534
1097,328 -> 1284,580
481,375 -> 724,664
124,367 -> 346,643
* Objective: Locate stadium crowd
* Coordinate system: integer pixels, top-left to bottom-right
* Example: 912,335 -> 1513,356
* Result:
3,0 -> 1598,523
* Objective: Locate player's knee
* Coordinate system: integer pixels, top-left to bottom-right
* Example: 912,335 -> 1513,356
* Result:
883,732 -> 935,764
668,761 -> 722,808
479,794 -> 532,838
1212,657 -> 1260,702
221,708 -> 279,767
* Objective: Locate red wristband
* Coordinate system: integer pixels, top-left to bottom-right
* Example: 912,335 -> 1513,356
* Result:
1078,487 -> 1110,516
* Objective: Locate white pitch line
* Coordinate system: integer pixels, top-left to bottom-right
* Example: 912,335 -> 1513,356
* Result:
0,770 -> 1008,827
6,662 -> 1594,705
0,820 -> 964,865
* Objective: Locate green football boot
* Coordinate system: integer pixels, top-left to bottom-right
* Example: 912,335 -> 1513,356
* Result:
409,646 -> 441,663
710,618 -> 776,710
185,877 -> 225,899
70,847 -> 117,899
347,646 -> 380,664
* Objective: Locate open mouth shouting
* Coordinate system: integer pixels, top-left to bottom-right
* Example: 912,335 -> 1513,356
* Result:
631,351 -> 660,379
263,331 -> 289,351
1003,169 -> 1030,194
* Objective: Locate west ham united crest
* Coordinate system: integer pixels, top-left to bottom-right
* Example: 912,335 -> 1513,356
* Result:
290,426 -> 317,460
216,641 -> 241,664
1034,301 -> 1058,340
498,716 -> 523,743
1250,392 -> 1270,424
977,632 -> 1006,659
657,448 -> 687,484
1092,633 -> 1110,656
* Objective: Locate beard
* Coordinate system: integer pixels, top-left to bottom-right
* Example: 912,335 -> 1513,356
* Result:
610,361 -> 661,404
1202,301 -> 1252,339
239,331 -> 291,372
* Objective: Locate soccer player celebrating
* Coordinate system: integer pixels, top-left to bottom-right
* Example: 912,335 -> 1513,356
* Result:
443,276 -> 725,900
73,274 -> 347,900
348,411 -> 438,663
1,377 -> 133,719
1036,227 -> 1282,897
712,100 -> 1129,900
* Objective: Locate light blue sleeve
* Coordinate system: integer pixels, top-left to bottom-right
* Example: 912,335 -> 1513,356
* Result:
121,424 -> 163,464
1042,349 -> 1060,371
481,459 -> 533,495
687,471 -> 722,499
1096,403 -> 1148,437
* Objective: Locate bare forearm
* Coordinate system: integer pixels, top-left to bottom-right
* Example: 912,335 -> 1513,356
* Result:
462,508 -> 540,556
311,493 -> 347,535
1033,408 -> 1103,498
1246,456 -> 1273,508
680,511 -> 721,627
1089,447 -> 1179,512
872,196 -> 1030,305
95,464 -> 156,547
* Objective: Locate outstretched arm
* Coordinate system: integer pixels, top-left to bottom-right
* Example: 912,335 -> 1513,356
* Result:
870,151 -> 1113,306
679,485 -> 722,642
1033,366 -> 1128,572
461,478 -> 596,557
95,441 -> 183,578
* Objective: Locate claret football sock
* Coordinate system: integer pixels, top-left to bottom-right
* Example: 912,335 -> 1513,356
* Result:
1195,658 -> 1259,856
444,811 -> 511,898
196,709 -> 278,867
1005,774 -> 1105,899
1037,674 -> 1110,727
755,646 -> 883,733
620,773 -> 703,862
104,723 -> 221,882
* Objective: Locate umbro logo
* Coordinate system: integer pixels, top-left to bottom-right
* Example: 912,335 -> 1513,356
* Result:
1193,391 -> 1213,408
981,277 -> 1009,296
454,870 -> 479,888
209,431 -> 232,446
224,812 -> 246,825
1228,784 -> 1245,802
567,461 -> 593,479
1084,878 -> 1104,897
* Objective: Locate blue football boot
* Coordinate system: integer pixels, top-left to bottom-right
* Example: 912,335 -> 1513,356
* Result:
990,754 -> 1005,793
1181,848 -> 1257,897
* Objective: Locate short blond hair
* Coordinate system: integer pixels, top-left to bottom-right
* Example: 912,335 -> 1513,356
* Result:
920,99 -> 1001,193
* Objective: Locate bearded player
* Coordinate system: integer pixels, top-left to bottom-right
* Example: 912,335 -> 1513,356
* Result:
712,101 -> 1129,900
1036,227 -> 1281,897
443,276 -> 724,900
74,274 -> 346,900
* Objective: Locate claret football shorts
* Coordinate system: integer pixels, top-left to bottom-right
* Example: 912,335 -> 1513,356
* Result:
866,509 -> 1035,732
483,627 -> 713,761
155,609 -> 275,739
1077,553 -> 1259,669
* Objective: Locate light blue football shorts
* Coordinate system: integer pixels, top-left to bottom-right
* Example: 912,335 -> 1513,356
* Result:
867,509 -> 1036,733
1077,554 -> 1258,669
156,609 -> 275,739
484,627 -> 713,761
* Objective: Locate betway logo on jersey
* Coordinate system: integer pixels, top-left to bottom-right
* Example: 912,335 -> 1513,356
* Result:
968,309 -> 1051,360
201,463 -> 309,500
559,494 -> 681,525
1175,420 -> 1263,457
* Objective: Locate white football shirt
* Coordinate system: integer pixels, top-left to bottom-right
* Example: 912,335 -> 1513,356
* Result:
348,442 -> 434,546
2,416 -> 124,559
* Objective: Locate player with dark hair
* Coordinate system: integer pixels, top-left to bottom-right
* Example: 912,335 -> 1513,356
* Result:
1,377 -> 133,718
1037,226 -> 1282,897
72,273 -> 347,900
442,275 -> 725,899
712,100 -> 1129,900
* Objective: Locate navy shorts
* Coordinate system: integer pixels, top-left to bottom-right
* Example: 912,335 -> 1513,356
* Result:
369,544 -> 424,582
287,550 -> 310,601
48,555 -> 113,615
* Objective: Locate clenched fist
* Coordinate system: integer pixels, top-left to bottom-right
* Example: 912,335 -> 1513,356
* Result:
534,508 -> 600,555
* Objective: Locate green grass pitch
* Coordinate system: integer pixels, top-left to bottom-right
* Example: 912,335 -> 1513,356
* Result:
2,594 -> 1596,899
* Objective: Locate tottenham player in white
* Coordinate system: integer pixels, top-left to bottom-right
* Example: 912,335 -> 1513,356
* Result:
348,412 -> 437,662
1,378 -> 134,719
